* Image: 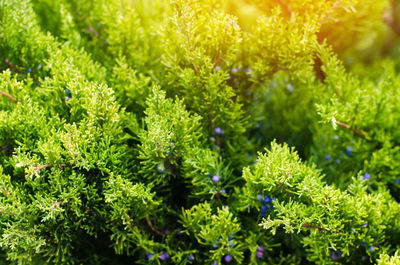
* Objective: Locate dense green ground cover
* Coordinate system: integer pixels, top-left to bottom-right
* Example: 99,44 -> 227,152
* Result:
1,0 -> 400,264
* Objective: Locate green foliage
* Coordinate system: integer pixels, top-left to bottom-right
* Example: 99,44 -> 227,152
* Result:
1,0 -> 400,264
181,202 -> 244,264
242,142 -> 400,264
378,251 -> 400,265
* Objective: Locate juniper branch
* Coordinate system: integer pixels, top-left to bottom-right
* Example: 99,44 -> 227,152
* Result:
145,216 -> 164,236
274,0 -> 292,17
0,90 -> 20,104
335,120 -> 366,138
4,59 -> 21,74
384,1 -> 400,35
25,163 -> 67,178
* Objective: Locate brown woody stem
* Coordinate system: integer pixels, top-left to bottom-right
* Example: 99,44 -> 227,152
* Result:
213,54 -> 223,68
146,216 -> 164,236
302,223 -> 326,231
384,1 -> 400,35
275,0 -> 292,17
335,120 -> 365,138
25,164 -> 53,178
0,90 -> 20,104
4,59 -> 21,74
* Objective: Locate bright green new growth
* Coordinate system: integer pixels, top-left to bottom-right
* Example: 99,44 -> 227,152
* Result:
244,142 -> 400,264
378,251 -> 400,265
1,0 -> 400,264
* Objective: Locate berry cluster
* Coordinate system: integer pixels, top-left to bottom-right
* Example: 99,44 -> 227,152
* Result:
210,235 -> 235,264
257,194 -> 276,218
208,173 -> 227,195
256,245 -> 264,258
362,242 -> 378,253
146,251 -> 169,261
361,173 -> 371,180
345,146 -> 353,157
325,144 -> 354,165
331,249 -> 342,261
65,89 -> 72,101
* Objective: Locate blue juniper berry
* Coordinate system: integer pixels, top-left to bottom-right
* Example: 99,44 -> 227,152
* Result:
395,178 -> 400,184
188,255 -> 195,261
325,154 -> 331,161
212,175 -> 220,183
331,250 -> 341,260
260,205 -> 268,213
224,254 -> 232,263
147,252 -> 154,260
257,194 -> 263,201
27,68 -> 32,73
65,89 -> 72,101
256,245 -> 264,259
159,252 -> 169,261
214,127 -> 224,135
228,236 -> 234,248
361,173 -> 371,180
214,66 -> 221,71
221,188 -> 226,194
286,83 -> 294,93
228,235 -> 234,247
368,246 -> 375,252
345,146 -> 353,156
263,196 -> 271,203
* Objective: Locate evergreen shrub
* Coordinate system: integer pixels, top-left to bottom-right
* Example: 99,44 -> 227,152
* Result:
1,0 -> 400,264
